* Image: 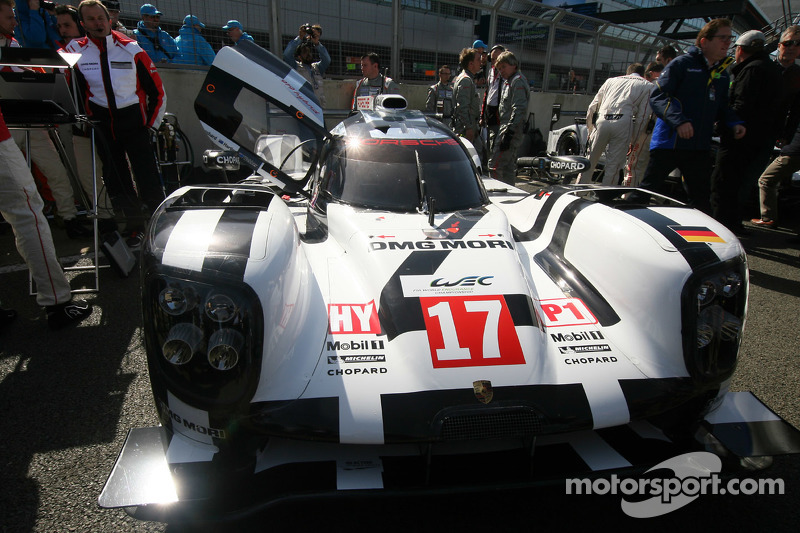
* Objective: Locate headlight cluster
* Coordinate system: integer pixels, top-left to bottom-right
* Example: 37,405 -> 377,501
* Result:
158,285 -> 244,370
143,273 -> 264,406
682,259 -> 748,383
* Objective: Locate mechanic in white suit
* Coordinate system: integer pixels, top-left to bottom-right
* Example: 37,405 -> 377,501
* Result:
577,63 -> 652,185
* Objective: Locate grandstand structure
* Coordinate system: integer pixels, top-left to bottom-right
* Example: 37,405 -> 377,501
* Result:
115,0 -> 784,93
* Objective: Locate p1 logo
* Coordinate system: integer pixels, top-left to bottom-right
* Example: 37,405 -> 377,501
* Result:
421,295 -> 525,368
535,298 -> 597,328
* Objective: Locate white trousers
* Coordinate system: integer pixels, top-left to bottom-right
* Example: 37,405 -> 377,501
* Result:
12,129 -> 78,220
625,132 -> 652,187
577,117 -> 631,185
0,137 -> 72,306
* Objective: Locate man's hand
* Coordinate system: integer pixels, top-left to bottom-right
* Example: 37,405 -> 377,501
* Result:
732,124 -> 746,140
676,122 -> 694,139
464,128 -> 475,142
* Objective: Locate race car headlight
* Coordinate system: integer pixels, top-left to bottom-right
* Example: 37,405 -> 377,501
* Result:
159,286 -> 198,316
205,293 -> 238,323
696,281 -> 716,307
208,329 -> 244,370
162,323 -> 204,365
682,257 -> 748,383
143,273 -> 264,408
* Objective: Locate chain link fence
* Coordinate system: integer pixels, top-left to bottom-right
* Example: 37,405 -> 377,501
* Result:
102,0 -> 682,92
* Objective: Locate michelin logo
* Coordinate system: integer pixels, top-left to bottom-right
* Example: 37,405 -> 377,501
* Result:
559,344 -> 611,354
328,355 -> 386,363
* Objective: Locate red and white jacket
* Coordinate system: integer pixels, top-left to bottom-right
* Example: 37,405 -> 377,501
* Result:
65,30 -> 166,129
0,109 -> 11,143
1,33 -> 25,72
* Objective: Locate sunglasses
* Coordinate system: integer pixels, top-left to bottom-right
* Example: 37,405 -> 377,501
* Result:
711,34 -> 733,42
781,39 -> 800,47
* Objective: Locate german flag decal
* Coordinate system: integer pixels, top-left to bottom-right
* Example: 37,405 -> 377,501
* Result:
669,226 -> 726,243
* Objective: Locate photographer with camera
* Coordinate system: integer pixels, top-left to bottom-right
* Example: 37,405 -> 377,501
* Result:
291,39 -> 328,107
283,23 -> 329,74
14,0 -> 62,48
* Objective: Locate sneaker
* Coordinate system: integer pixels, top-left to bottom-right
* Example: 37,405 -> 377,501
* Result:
46,299 -> 93,330
64,218 -> 93,239
750,218 -> 777,228
126,230 -> 144,250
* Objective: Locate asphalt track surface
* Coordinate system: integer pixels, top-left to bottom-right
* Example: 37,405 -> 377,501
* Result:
1,186 -> 799,532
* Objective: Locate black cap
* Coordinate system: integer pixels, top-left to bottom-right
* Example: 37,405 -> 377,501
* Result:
102,0 -> 121,10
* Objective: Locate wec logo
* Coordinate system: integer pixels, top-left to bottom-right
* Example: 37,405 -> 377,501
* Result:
431,276 -> 493,287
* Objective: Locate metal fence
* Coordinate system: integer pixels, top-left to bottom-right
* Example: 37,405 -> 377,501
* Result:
106,0 -> 683,93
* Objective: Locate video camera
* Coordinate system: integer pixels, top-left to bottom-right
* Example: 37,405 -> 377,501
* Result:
302,23 -> 314,42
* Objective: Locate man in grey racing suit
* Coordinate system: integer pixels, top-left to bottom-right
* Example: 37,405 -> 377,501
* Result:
490,51 -> 529,185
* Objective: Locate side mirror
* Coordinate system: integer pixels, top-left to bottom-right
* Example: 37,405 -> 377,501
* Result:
550,103 -> 562,131
202,150 -> 240,171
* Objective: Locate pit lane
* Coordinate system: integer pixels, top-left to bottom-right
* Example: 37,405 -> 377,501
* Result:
0,187 -> 798,532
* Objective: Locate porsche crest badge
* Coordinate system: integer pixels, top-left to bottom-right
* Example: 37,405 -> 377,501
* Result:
473,380 -> 493,404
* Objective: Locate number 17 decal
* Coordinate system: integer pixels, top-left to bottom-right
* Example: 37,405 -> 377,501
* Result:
421,295 -> 525,368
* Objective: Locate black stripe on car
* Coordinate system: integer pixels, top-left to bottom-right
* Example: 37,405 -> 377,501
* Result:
433,208 -> 488,239
379,250 -> 451,341
512,187 -> 571,242
533,199 -> 621,327
201,209 -> 261,279
617,206 -> 721,271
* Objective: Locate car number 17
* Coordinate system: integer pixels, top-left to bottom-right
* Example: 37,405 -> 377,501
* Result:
421,295 -> 525,368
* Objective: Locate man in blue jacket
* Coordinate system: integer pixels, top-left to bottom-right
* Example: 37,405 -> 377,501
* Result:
13,0 -> 61,48
223,20 -> 253,46
283,23 -> 329,74
134,3 -> 180,63
638,18 -> 744,213
175,14 -> 214,66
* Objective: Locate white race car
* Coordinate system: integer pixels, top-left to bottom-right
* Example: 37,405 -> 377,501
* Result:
100,42 -> 800,521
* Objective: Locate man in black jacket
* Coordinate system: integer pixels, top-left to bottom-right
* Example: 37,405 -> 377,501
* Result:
751,25 -> 800,228
636,19 -> 744,213
710,30 -> 782,233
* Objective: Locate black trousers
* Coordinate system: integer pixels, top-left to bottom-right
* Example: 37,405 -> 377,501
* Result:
90,102 -> 165,222
638,148 -> 714,213
710,138 -> 774,230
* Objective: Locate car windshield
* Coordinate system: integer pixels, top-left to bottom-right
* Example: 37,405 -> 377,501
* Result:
319,138 -> 485,212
